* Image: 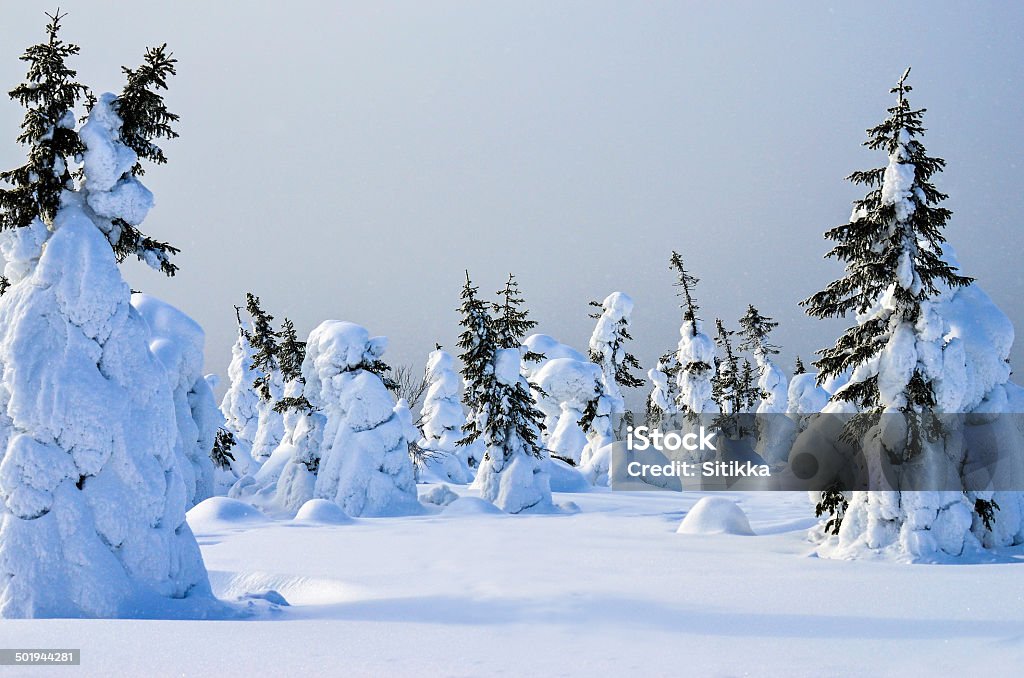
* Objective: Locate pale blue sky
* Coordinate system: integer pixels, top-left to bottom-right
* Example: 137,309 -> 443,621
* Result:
2,2 -> 1022,396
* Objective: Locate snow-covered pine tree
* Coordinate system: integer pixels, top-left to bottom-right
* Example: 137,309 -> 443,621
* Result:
0,12 -> 86,233
455,272 -> 495,470
307,321 -> 419,516
219,305 -> 261,449
647,351 -> 680,427
466,274 -> 551,512
273,318 -> 312,414
794,356 -> 807,375
0,15 -> 211,617
416,348 -> 473,483
711,319 -> 746,437
580,292 -> 643,477
738,304 -> 792,462
244,293 -> 285,461
80,44 -> 180,276
669,252 -> 717,417
801,69 -> 1011,559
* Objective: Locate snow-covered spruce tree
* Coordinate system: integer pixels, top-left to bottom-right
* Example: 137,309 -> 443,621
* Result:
455,272 -> 496,470
801,69 -> 1019,559
532,358 -> 603,466
0,16 -> 211,617
669,252 -> 717,417
80,44 -> 180,276
307,321 -> 419,516
244,293 -> 285,461
131,294 -> 217,508
272,322 -> 330,512
581,292 -> 643,472
710,319 -> 747,438
462,274 -> 552,513
647,351 -> 680,427
738,304 -> 793,463
218,306 -> 261,452
416,347 -> 473,483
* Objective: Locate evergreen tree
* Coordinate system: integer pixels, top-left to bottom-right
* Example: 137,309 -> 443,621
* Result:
493,273 -> 541,359
670,250 -> 700,331
738,304 -> 780,359
245,293 -> 281,401
669,252 -> 717,416
456,271 -> 497,451
211,427 -> 237,471
794,355 -> 807,375
100,44 -> 181,275
801,69 -> 990,557
274,318 -> 313,413
739,358 -> 760,411
802,68 -> 971,419
588,293 -> 644,390
0,11 -> 86,230
711,319 -> 746,437
647,350 -> 680,427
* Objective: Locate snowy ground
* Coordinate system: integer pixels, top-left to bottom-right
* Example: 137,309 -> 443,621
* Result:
4,487 -> 1024,677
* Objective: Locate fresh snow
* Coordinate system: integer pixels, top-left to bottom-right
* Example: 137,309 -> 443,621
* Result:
6,488 -> 1022,675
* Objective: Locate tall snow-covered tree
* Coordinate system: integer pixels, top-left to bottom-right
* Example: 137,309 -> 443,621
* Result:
581,291 -> 642,478
800,69 -> 1018,559
243,293 -> 284,461
455,272 -> 496,469
307,321 -> 420,516
416,348 -> 473,483
274,318 -> 312,414
81,45 -> 180,276
647,350 -> 680,427
669,252 -> 717,417
219,306 -> 261,447
738,304 -> 792,462
711,319 -> 746,437
0,16 -> 211,617
461,274 -> 551,512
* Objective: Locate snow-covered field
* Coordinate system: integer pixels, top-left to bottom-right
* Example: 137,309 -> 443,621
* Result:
5,487 -> 1023,677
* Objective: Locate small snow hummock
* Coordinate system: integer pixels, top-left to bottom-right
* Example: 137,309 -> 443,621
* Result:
676,497 -> 755,536
292,499 -> 353,525
186,497 -> 269,534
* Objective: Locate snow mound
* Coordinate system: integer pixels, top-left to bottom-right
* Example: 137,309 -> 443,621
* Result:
187,497 -> 269,533
293,499 -> 353,525
420,484 -> 459,506
443,497 -> 506,516
676,497 -> 755,536
545,458 -> 591,493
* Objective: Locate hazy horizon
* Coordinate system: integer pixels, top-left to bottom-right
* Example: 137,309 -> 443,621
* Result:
2,2 -> 1022,399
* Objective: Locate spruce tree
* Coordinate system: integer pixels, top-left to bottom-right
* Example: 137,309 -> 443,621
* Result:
245,293 -> 281,401
274,318 -> 313,413
711,319 -> 745,437
801,69 -> 986,557
101,44 -> 181,275
647,350 -> 680,427
211,427 -> 237,471
802,68 -> 971,420
456,271 -> 497,450
669,252 -> 716,416
0,11 -> 86,230
738,304 -> 780,359
794,355 -> 807,375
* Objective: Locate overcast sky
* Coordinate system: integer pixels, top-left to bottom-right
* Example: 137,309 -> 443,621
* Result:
2,2 -> 1022,400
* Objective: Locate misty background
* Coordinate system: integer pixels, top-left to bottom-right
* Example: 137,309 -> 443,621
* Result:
2,2 -> 1022,403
